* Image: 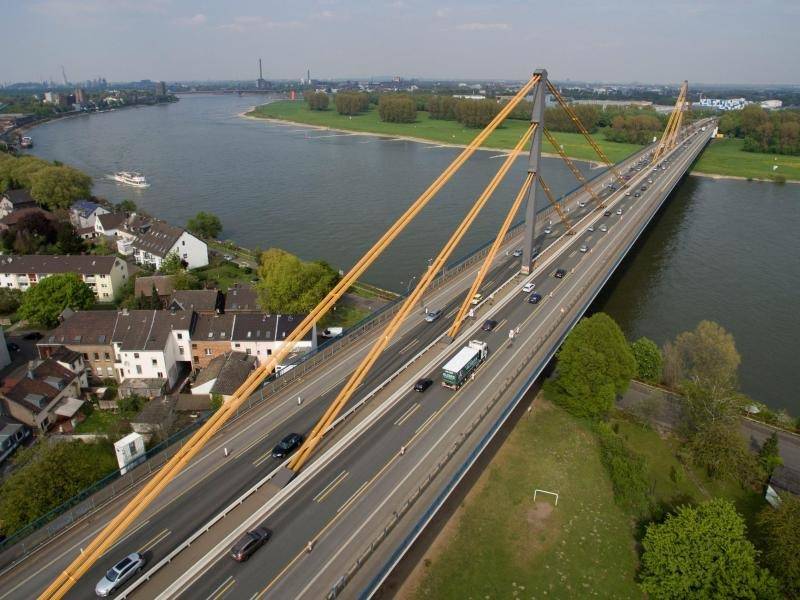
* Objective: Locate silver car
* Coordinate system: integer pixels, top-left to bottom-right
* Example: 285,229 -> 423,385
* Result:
424,309 -> 442,323
95,552 -> 145,597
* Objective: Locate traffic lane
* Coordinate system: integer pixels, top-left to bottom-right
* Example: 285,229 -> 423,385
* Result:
182,142 -> 697,598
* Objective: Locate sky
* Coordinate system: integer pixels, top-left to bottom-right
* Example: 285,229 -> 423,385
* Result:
2,0 -> 799,85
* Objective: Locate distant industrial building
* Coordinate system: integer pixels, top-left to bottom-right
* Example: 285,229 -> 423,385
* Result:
155,81 -> 167,96
74,87 -> 86,105
256,58 -> 268,90
761,99 -> 783,110
697,97 -> 747,111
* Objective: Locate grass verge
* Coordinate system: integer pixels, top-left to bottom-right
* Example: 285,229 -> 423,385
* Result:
692,138 -> 800,182
248,101 -> 642,163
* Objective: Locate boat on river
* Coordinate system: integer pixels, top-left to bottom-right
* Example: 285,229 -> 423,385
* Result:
19,136 -> 33,148
109,171 -> 150,188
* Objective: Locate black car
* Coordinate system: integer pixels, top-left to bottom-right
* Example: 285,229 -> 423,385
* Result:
22,332 -> 43,341
640,185 -> 647,191
554,269 -> 567,279
604,210 -> 612,217
272,433 -> 304,459
6,342 -> 19,352
481,319 -> 498,331
230,527 -> 272,562
528,292 -> 542,304
414,378 -> 433,392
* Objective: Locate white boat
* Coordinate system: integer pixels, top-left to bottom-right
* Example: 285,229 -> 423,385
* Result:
20,136 -> 33,148
109,171 -> 150,188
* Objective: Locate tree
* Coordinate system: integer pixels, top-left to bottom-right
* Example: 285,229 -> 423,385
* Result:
630,336 -> 662,383
639,499 -> 780,600
454,99 -> 501,128
159,251 -> 184,275
758,432 -> 783,477
55,222 -> 85,254
378,95 -> 417,123
171,270 -> 200,290
255,248 -> 340,313
543,313 -> 636,419
756,494 -> 800,597
116,199 -> 137,213
334,92 -> 369,116
304,91 -> 329,111
689,419 -> 763,483
18,273 -> 95,327
0,440 -> 117,534
187,211 -> 222,239
29,165 -> 92,210
0,288 -> 22,315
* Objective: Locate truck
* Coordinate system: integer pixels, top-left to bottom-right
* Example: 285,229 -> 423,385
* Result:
441,340 -> 489,389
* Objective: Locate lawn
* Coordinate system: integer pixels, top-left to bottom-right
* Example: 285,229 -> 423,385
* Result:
193,260 -> 255,292
411,399 -> 764,599
413,400 -> 642,599
249,101 -> 643,164
692,138 -> 800,182
320,303 -> 370,329
74,409 -> 135,436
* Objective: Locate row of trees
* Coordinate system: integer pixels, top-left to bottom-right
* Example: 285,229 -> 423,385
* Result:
377,95 -> 416,123
255,248 -> 340,313
426,95 -> 502,128
303,90 -> 329,111
334,92 -> 370,116
0,210 -> 84,255
719,104 -> 800,155
0,154 -> 92,210
604,113 -> 664,144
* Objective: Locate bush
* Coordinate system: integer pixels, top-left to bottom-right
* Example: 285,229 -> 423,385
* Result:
377,95 -> 416,123
334,92 -> 369,116
630,337 -> 662,383
454,99 -> 501,128
595,422 -> 652,515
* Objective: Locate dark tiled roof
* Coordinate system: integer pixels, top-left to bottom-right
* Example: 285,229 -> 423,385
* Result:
129,220 -> 184,259
225,284 -> 259,311
131,394 -> 174,424
50,346 -> 83,365
2,189 -> 36,207
41,311 -> 119,346
113,310 -> 194,351
0,207 -> 56,227
230,313 -> 311,342
194,351 -> 255,396
170,290 -> 222,313
97,212 -> 126,230
0,254 -> 121,276
3,359 -> 76,413
135,275 -> 175,298
193,313 -> 236,342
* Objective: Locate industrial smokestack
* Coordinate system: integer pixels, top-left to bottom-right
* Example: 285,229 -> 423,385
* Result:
259,58 -> 263,80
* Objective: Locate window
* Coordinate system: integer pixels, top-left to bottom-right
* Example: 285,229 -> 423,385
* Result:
205,348 -> 212,356
193,356 -> 199,363
267,349 -> 272,355
177,333 -> 183,340
151,359 -> 157,366
135,365 -> 142,374
178,346 -> 184,355
134,353 -> 140,359
94,352 -> 100,360
246,348 -> 251,355
107,367 -> 114,376
234,343 -> 240,348
157,372 -> 163,378
96,367 -> 103,375
192,343 -> 198,349
83,353 -> 89,360
104,352 -> 110,360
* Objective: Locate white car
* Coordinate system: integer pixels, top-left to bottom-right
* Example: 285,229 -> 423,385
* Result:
544,227 -> 552,235
599,224 -> 608,232
511,248 -> 523,257
522,282 -> 535,293
587,224 -> 595,232
579,245 -> 589,253
625,191 -> 631,196
471,293 -> 483,306
578,201 -> 586,208
616,208 -> 623,215
95,553 -> 146,597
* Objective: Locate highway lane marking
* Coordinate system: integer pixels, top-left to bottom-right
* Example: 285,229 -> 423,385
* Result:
398,338 -> 419,355
337,481 -> 370,515
252,449 -> 275,468
208,575 -> 236,600
496,318 -> 507,331
313,471 -> 349,503
568,250 -> 576,258
138,528 -> 170,554
394,403 -> 420,427
0,518 -> 151,600
414,412 -> 437,435
444,308 -> 457,319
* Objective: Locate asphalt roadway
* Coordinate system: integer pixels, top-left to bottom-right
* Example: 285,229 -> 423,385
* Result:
147,127 -> 714,598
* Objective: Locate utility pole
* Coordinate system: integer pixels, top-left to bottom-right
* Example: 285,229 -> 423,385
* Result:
520,68 -> 547,275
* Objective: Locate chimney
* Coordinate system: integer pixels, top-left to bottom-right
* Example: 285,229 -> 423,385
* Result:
27,361 -> 35,380
259,58 -> 263,80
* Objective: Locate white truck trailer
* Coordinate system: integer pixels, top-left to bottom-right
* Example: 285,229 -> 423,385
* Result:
441,340 -> 489,389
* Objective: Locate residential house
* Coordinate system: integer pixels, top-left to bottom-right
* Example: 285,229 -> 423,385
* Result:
191,313 -> 235,369
0,189 -> 37,219
0,255 -> 130,301
225,283 -> 259,312
169,289 -> 224,315
38,311 -> 119,382
0,416 -> 31,464
49,346 -> 89,388
191,351 -> 256,400
134,275 -> 175,306
0,206 -> 57,232
112,309 -> 195,389
94,211 -> 127,238
69,199 -> 109,229
0,358 -> 84,433
117,216 -> 208,270
230,313 -> 316,366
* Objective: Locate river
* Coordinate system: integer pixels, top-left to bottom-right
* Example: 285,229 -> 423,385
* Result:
26,94 -> 799,412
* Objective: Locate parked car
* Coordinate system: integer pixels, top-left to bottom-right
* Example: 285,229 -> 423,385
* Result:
481,319 -> 498,332
272,433 -> 304,459
511,248 -> 523,257
522,282 -> 535,293
528,292 -> 542,304
640,185 -> 647,191
95,553 -> 146,597
223,254 -> 234,261
647,178 -> 653,184
554,268 -> 566,279
424,309 -> 442,323
230,527 -> 272,562
414,378 -> 433,392
22,331 -> 43,341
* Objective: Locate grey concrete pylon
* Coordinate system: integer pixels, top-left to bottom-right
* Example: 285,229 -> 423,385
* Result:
520,69 -> 547,275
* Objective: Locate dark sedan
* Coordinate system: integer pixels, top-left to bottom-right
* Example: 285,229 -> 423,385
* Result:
528,292 -> 542,304
554,269 -> 567,279
414,378 -> 433,392
230,527 -> 272,562
481,319 -> 498,331
272,433 -> 304,459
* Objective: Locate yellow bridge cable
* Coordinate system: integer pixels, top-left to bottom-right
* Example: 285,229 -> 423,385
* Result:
287,123 -> 536,472
542,127 -> 605,208
40,75 -> 541,600
545,80 -> 626,187
447,172 -> 534,339
653,81 -> 688,163
537,175 -> 574,233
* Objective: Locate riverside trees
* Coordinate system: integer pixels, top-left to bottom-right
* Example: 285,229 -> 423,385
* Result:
334,92 -> 369,116
256,248 -> 340,313
378,95 -> 416,123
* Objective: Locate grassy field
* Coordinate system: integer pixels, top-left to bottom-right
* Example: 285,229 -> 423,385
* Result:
75,409 -> 135,436
193,260 -> 255,292
248,101 -> 643,164
692,138 -> 800,182
410,399 -> 762,599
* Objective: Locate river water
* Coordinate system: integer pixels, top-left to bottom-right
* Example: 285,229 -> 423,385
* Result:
27,94 -> 799,412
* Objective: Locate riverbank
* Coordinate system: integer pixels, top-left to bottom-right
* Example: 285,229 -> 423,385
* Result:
245,101 -> 641,164
692,138 -> 800,183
